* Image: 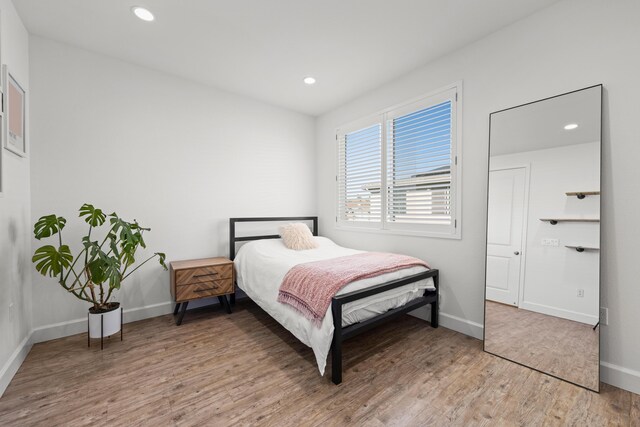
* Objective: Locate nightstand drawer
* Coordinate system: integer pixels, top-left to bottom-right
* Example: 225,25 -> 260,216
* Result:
175,279 -> 233,301
175,264 -> 233,285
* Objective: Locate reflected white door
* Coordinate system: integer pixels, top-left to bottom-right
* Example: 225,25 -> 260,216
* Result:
486,167 -> 526,306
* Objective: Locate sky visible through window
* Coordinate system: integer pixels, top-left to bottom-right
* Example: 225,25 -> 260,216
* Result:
390,100 -> 452,180
344,101 -> 451,185
344,124 -> 382,189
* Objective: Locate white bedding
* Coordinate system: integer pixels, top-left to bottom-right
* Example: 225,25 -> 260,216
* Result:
234,236 -> 434,375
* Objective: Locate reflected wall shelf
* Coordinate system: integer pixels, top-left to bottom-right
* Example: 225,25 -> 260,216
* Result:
566,191 -> 600,199
565,245 -> 600,252
540,218 -> 600,225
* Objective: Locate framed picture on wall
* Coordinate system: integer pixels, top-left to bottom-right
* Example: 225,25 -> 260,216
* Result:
3,65 -> 27,157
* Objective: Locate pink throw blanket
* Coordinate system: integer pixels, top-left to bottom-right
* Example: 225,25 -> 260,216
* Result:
277,252 -> 429,327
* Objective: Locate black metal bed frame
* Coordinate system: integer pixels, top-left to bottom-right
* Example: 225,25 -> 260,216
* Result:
229,216 -> 439,385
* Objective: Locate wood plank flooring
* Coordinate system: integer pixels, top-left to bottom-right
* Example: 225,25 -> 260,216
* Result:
485,301 -> 599,391
0,300 -> 637,426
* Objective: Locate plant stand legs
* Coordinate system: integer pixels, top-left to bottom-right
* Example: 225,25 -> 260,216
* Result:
101,315 -> 104,350
87,307 -> 124,350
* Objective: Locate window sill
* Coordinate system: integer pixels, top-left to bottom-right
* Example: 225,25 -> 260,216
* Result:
334,224 -> 461,240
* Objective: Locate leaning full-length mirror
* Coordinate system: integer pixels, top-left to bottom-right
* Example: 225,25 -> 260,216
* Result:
484,85 -> 602,392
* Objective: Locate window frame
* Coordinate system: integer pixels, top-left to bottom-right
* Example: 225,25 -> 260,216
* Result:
335,81 -> 462,239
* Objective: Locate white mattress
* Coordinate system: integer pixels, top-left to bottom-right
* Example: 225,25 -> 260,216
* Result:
234,237 -> 434,375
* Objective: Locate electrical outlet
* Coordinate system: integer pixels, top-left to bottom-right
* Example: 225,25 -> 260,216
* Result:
542,238 -> 559,247
577,289 -> 584,297
600,307 -> 609,325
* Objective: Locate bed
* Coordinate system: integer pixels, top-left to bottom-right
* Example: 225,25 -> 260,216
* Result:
230,216 -> 439,384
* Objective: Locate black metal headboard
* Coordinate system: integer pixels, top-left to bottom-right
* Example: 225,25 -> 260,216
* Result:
229,216 -> 318,260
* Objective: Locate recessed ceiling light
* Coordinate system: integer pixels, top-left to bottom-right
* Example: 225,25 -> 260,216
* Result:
132,6 -> 154,22
303,77 -> 316,85
564,123 -> 579,130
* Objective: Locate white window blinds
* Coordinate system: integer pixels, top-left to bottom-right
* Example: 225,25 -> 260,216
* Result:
336,84 -> 460,238
386,92 -> 455,232
337,122 -> 382,224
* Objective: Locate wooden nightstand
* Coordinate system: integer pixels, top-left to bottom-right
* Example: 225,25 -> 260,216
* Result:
170,257 -> 234,325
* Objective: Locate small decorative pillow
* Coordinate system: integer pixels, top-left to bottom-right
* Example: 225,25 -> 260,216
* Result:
279,223 -> 318,250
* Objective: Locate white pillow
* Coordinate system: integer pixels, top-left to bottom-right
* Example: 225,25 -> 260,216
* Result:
279,223 -> 318,250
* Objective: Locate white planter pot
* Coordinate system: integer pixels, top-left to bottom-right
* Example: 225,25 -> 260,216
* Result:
88,303 -> 122,338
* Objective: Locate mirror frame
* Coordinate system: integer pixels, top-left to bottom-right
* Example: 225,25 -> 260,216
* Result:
482,84 -> 603,392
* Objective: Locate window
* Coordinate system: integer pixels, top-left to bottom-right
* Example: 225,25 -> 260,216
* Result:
337,122 -> 382,224
336,84 -> 460,238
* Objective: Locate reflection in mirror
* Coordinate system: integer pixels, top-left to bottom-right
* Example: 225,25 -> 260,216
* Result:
484,85 -> 602,392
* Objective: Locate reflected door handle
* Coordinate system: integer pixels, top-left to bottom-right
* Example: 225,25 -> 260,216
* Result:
514,251 -> 520,255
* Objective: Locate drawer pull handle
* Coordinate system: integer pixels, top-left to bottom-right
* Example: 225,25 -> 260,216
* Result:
194,286 -> 218,293
194,272 -> 218,278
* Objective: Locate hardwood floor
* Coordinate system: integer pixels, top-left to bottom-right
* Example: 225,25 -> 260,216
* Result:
0,300 -> 637,426
485,301 -> 599,391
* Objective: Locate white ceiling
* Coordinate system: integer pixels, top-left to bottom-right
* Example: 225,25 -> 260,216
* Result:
14,0 -> 561,116
490,86 -> 601,156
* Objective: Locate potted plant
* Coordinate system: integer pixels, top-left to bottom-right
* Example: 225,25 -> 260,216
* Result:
32,203 -> 166,342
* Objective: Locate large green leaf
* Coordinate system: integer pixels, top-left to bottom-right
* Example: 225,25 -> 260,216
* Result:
156,252 -> 167,270
82,235 -> 97,250
87,255 -> 122,289
81,236 -> 102,263
108,262 -> 123,289
120,245 -> 136,267
32,245 -> 73,277
33,215 -> 67,240
87,259 -> 107,284
109,214 -> 123,231
79,204 -> 106,227
111,218 -> 137,244
109,239 -> 121,259
111,217 -> 148,265
102,256 -> 122,289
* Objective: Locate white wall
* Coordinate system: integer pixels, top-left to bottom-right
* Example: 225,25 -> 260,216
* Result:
0,0 -> 31,396
491,142 -> 600,324
316,0 -> 640,393
28,37 -> 316,337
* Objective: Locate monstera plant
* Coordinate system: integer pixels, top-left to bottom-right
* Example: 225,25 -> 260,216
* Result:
32,204 -> 166,341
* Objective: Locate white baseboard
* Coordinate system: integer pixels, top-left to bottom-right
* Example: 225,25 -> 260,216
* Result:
600,361 -> 640,395
520,301 -> 598,325
409,306 -> 484,340
124,301 -> 173,323
439,311 -> 484,339
0,334 -> 33,398
31,301 -> 174,344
